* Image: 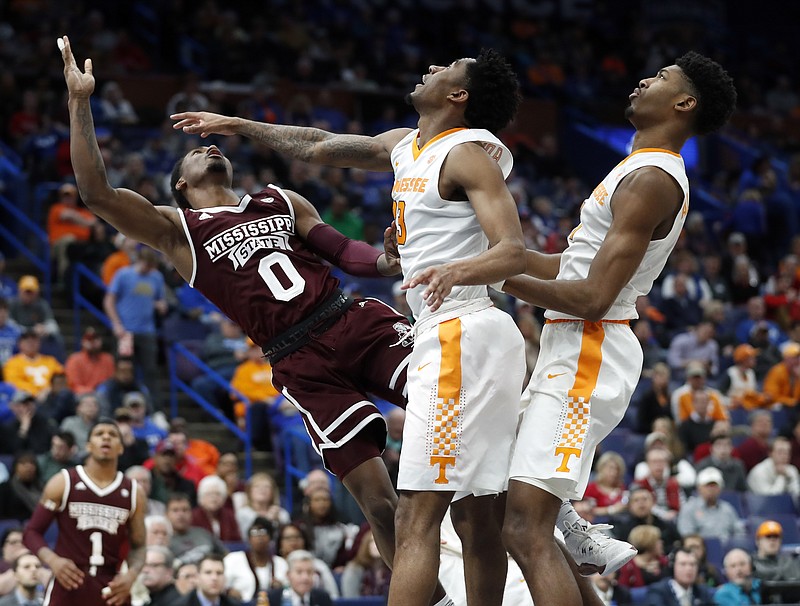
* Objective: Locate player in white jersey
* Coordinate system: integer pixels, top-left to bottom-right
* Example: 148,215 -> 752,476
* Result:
496,53 -> 737,606
173,50 -> 527,606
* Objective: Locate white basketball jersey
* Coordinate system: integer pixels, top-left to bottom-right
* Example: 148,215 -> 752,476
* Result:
390,128 -> 513,319
545,148 -> 689,321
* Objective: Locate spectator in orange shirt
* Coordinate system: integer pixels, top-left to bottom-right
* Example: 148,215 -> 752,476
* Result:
719,343 -> 772,410
763,341 -> 800,407
169,416 -> 220,477
230,339 -> 285,451
144,428 -> 206,487
101,233 -> 137,285
2,330 -> 63,399
64,326 -> 115,394
671,361 -> 728,424
47,182 -> 97,286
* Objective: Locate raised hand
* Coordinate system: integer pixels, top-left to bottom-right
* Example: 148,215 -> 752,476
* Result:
58,36 -> 94,99
171,111 -> 238,137
381,221 -> 402,275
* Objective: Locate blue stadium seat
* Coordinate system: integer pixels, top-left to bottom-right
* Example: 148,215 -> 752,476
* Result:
745,493 -> 797,516
728,407 -> 749,427
0,519 -> 23,540
599,427 -> 629,456
723,535 -> 756,556
630,586 -> 649,604
719,490 -> 746,518
771,407 -> 792,433
704,536 -> 724,572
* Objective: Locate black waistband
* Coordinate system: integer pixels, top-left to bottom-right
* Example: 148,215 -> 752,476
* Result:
262,288 -> 355,364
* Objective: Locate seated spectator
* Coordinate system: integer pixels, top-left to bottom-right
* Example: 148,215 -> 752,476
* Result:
96,356 -> 153,416
0,451 -> 42,519
752,520 -> 800,582
677,467 -> 745,542
98,81 -> 138,125
0,391 -> 55,455
149,440 -> 197,505
0,528 -> 27,596
2,330 -> 63,399
0,552 -> 45,606
59,392 -> 100,455
738,410 -> 774,472
790,416 -> 800,469
644,547 -> 715,606
636,362 -> 673,435
719,344 -> 772,410
114,406 -> 150,471
762,340 -> 800,408
671,361 -> 728,425
275,523 -> 339,598
64,326 -> 115,395
189,318 -> 247,420
169,417 -> 219,477
47,182 -> 97,287
589,571 -> 631,606
695,433 -> 748,492
582,451 -> 628,518
340,529 -> 391,598
633,447 -> 685,522
296,486 -> 355,570
224,517 -> 288,603
191,475 -> 241,542
634,430 -> 696,492
8,276 -> 63,360
229,339 -> 283,451
140,545 -> 181,606
667,321 -> 720,380
0,298 -> 21,368
678,390 -> 722,454
125,466 -> 164,516
235,472 -> 290,541
166,493 -> 226,565
38,372 -> 75,423
609,483 -> 682,549
124,391 -> 166,453
735,296 -> 781,346
682,534 -> 724,588
659,274 -> 705,338
145,515 -> 173,547
266,550 -> 333,606
747,436 -> 800,497
616,525 -> 668,589
214,451 -> 245,512
714,549 -> 761,606
174,554 -> 240,606
100,234 -> 136,285
145,428 -> 204,486
36,430 -> 77,482
174,561 -> 198,596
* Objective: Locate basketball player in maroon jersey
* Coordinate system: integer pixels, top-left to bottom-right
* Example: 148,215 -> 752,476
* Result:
58,37 -> 453,606
23,418 -> 147,606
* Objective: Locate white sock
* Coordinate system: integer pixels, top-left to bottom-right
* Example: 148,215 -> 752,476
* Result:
557,499 -> 587,529
432,596 -> 455,606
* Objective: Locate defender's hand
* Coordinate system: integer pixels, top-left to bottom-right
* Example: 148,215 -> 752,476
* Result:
58,36 -> 94,99
171,111 -> 237,137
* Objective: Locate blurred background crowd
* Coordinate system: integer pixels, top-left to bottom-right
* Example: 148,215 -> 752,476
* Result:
0,0 -> 799,604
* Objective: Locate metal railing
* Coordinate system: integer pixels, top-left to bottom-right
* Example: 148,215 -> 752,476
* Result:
0,194 -> 51,301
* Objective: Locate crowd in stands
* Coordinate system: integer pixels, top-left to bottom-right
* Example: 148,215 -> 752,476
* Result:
0,1 -> 799,604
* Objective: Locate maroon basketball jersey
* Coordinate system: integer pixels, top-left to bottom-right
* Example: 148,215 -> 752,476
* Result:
54,466 -> 135,574
180,185 -> 341,345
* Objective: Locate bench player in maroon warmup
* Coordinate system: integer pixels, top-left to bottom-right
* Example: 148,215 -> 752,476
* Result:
23,418 -> 147,606
57,36 -> 453,605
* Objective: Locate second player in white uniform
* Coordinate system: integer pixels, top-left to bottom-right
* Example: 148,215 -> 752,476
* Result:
509,149 -> 689,498
391,128 -> 525,498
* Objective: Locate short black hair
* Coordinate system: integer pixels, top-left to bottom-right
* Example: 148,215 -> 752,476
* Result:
675,51 -> 737,136
463,48 -> 521,134
170,156 -> 191,210
88,417 -> 122,440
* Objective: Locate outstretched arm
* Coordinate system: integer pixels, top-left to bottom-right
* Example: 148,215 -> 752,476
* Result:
59,36 -> 188,264
171,111 -> 410,172
289,189 -> 400,277
404,143 -> 526,311
503,167 -> 682,321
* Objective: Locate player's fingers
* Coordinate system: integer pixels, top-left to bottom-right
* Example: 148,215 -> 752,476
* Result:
85,58 -> 93,75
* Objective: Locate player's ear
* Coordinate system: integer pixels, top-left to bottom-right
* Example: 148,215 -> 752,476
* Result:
675,94 -> 697,113
175,177 -> 187,191
448,89 -> 468,104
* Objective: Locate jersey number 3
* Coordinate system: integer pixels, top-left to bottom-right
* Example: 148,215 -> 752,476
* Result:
258,252 -> 306,301
393,200 -> 407,245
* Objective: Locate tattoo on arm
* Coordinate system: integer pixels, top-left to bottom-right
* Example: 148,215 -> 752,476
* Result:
240,122 -> 379,164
